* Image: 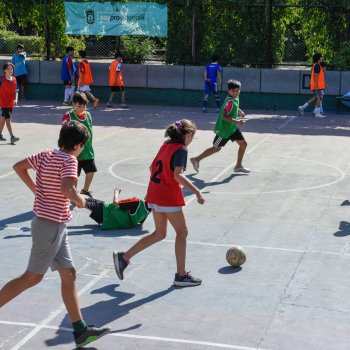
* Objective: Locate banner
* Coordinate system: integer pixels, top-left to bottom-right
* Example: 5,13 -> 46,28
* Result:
64,1 -> 167,37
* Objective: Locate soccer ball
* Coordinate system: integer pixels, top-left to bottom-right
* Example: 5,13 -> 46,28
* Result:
226,246 -> 246,267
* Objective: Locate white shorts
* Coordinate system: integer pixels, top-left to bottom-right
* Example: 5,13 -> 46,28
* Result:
147,203 -> 182,213
77,85 -> 91,92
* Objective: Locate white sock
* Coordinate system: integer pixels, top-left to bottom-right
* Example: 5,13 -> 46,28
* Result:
320,102 -> 323,113
64,87 -> 70,102
314,107 -> 321,114
302,103 -> 309,109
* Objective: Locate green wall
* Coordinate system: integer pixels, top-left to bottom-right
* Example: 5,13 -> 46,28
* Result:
25,83 -> 342,113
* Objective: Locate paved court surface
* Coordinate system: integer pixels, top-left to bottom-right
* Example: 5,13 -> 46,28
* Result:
1,101 -> 350,350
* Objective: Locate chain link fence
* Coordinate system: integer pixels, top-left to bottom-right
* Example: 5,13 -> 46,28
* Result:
0,1 -> 349,67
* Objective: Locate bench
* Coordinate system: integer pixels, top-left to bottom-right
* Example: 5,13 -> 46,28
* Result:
336,96 -> 350,114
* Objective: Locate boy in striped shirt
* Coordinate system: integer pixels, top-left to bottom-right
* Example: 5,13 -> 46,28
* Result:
0,121 -> 110,348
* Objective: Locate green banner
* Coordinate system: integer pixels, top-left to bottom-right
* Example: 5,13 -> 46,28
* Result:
64,1 -> 167,37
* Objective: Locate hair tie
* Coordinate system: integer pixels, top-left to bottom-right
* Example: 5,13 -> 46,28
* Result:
175,121 -> 182,129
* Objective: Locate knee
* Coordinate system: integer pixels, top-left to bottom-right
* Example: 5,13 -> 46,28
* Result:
23,272 -> 43,287
60,268 -> 77,283
177,227 -> 188,239
152,230 -> 167,242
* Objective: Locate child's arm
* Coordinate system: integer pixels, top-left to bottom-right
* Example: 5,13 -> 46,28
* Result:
61,177 -> 85,208
14,91 -> 18,106
13,159 -> 36,194
222,110 -> 245,126
238,108 -> 245,118
112,187 -> 121,206
217,70 -> 222,85
174,167 -> 205,204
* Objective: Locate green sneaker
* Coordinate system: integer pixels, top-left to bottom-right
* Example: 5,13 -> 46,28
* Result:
74,325 -> 110,348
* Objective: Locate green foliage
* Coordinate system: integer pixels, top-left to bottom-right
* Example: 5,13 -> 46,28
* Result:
333,42 -> 350,70
0,29 -> 44,55
121,36 -> 155,63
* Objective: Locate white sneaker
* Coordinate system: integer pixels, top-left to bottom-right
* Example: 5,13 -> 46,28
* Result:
298,106 -> 304,115
234,166 -> 250,173
190,158 -> 200,172
315,113 -> 326,118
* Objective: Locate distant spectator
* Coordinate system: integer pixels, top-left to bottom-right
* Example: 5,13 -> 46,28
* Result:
12,44 -> 28,100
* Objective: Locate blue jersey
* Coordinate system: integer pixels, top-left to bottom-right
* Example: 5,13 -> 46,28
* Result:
205,63 -> 222,83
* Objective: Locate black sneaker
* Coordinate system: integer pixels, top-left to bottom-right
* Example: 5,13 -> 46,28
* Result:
80,189 -> 93,197
74,325 -> 110,348
173,272 -> 202,287
0,134 -> 6,141
113,251 -> 128,280
10,135 -> 19,144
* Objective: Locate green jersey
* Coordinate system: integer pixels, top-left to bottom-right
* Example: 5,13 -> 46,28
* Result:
68,110 -> 94,160
101,199 -> 150,230
214,96 -> 239,138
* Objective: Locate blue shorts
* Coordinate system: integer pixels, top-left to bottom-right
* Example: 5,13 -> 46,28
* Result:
204,81 -> 218,95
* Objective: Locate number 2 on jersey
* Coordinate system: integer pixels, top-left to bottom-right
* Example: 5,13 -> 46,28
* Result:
151,160 -> 163,183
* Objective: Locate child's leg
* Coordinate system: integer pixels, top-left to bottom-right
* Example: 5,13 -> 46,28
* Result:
203,93 -> 209,110
5,118 -> 14,135
0,271 -> 43,307
195,146 -> 221,162
214,93 -> 221,110
82,172 -> 94,192
235,140 -> 248,168
58,268 -> 83,322
166,211 -> 187,275
124,210 -> 168,261
108,91 -> 116,104
84,91 -> 96,102
64,85 -> 71,102
0,116 -> 5,134
121,90 -> 126,104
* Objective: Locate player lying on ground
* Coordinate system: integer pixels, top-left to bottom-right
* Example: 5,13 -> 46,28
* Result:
82,187 -> 151,230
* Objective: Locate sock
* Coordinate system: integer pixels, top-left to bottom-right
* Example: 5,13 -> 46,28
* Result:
314,107 -> 321,114
320,102 -> 323,113
203,100 -> 208,108
10,133 -> 14,137
72,319 -> 87,334
64,87 -> 70,102
302,103 -> 309,109
215,97 -> 220,108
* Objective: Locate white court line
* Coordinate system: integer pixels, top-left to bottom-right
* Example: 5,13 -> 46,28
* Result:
0,171 -> 14,180
204,155 -> 345,195
9,269 -> 110,350
1,225 -> 345,257
0,320 -> 270,350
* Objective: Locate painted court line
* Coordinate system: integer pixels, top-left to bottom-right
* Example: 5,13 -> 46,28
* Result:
9,269 -> 110,350
0,320 -> 270,350
0,171 -> 14,180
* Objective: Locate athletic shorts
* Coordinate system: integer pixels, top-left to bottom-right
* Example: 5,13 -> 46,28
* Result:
77,85 -> 91,92
312,89 -> 324,98
1,108 -> 12,119
213,129 -> 245,148
110,86 -> 125,92
78,159 -> 97,176
27,216 -> 74,274
85,197 -> 104,224
147,203 -> 182,213
204,81 -> 218,95
16,74 -> 27,85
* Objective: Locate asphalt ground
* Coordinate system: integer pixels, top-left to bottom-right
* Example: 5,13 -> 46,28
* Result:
1,100 -> 350,350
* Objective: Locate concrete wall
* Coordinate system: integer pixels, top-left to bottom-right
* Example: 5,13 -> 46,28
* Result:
2,59 -> 349,96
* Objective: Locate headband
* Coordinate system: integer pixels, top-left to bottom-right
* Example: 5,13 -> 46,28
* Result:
175,121 -> 182,129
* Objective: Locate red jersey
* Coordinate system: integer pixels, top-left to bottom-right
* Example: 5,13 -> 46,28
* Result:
0,75 -> 17,108
145,143 -> 185,206
27,149 -> 78,223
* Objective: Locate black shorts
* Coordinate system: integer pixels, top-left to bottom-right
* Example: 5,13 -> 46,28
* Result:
78,159 -> 97,176
85,197 -> 104,224
213,129 -> 245,148
110,86 -> 125,92
16,74 -> 27,85
1,108 -> 12,119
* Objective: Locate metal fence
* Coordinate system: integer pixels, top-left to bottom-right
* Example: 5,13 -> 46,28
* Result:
0,1 -> 349,67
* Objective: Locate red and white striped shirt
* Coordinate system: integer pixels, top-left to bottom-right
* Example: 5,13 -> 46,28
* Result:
27,149 -> 78,223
